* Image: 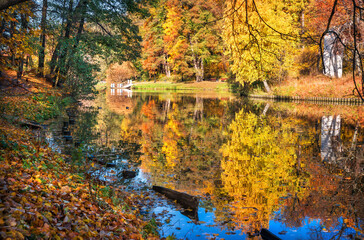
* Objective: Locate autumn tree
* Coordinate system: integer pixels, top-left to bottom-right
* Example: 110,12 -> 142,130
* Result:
140,0 -> 227,82
184,0 -> 225,82
0,1 -> 36,80
223,0 -> 305,92
107,61 -> 138,84
140,3 -> 167,79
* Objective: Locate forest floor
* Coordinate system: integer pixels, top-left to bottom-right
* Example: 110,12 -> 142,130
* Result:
255,74 -> 362,99
0,70 -> 160,240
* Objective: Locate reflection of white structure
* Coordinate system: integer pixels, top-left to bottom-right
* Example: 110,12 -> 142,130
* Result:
321,115 -> 342,162
110,88 -> 132,98
123,89 -> 133,98
323,32 -> 343,78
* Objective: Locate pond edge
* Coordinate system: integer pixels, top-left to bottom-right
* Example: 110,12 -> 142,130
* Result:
249,95 -> 364,105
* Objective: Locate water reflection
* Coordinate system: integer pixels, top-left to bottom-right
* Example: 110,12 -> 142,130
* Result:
90,92 -> 363,239
221,109 -> 307,235
321,115 -> 342,163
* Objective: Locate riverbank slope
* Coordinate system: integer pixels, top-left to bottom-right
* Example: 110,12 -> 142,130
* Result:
255,74 -> 362,99
0,71 -> 159,239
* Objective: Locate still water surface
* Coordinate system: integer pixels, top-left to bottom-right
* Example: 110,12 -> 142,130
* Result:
58,90 -> 364,239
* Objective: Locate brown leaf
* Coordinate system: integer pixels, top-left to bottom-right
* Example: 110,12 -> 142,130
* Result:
7,218 -> 17,227
61,186 -> 71,194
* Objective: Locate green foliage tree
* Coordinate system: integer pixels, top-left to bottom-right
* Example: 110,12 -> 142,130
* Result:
46,0 -> 143,98
37,0 -> 47,77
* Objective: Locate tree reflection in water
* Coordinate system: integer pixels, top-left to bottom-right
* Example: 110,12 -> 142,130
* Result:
98,92 -> 363,239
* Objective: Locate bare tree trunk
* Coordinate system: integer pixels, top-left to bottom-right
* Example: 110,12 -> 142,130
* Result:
17,54 -> 24,80
199,60 -> 204,82
163,54 -> 171,78
37,0 -> 48,77
263,80 -> 271,93
190,39 -> 204,82
16,13 -> 28,80
193,57 -> 204,82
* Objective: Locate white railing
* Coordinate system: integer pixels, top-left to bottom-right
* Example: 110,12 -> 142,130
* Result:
110,80 -> 133,89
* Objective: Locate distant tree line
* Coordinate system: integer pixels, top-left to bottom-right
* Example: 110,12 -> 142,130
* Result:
1,0 -> 363,98
140,0 -> 363,99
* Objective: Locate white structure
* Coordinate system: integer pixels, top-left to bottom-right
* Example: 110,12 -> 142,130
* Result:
110,80 -> 133,89
323,32 -> 343,78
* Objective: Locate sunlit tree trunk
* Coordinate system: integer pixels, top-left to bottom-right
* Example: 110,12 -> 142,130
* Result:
263,80 -> 271,93
190,40 -> 204,82
163,54 -> 171,77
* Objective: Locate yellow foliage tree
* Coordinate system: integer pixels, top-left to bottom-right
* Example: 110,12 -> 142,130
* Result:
221,109 -> 308,233
0,2 -> 37,77
222,0 -> 305,87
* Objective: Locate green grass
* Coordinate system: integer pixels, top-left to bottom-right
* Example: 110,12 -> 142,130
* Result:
132,81 -> 230,93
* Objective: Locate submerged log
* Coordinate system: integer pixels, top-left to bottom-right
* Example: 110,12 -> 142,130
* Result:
20,120 -> 45,129
121,170 -> 137,179
260,228 -> 282,240
152,186 -> 199,211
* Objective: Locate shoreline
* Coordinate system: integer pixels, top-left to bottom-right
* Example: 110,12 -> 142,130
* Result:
248,94 -> 363,105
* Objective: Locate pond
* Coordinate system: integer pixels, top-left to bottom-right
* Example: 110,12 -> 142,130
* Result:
50,89 -> 364,240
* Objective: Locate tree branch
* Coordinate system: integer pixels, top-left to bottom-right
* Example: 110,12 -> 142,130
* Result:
0,0 -> 28,11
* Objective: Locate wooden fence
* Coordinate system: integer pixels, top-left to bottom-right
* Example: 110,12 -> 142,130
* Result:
249,95 -> 364,105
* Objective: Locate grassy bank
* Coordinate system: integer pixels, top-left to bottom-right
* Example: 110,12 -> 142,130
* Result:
0,71 -> 159,239
132,81 -> 230,93
253,74 -> 362,99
